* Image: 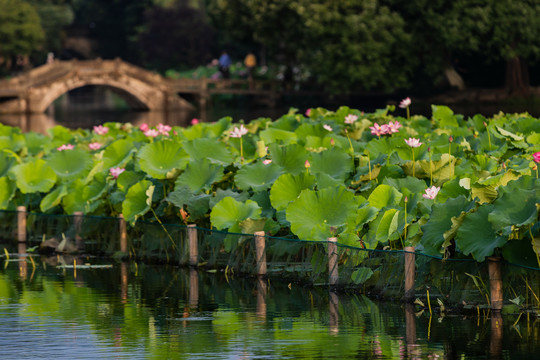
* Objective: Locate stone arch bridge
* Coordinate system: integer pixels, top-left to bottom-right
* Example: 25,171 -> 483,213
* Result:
0,59 -> 195,114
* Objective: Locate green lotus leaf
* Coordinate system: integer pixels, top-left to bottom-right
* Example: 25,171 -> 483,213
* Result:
122,180 -> 155,224
488,189 -> 538,235
117,170 -> 146,193
259,128 -> 298,145
62,175 -> 109,214
11,158 -> 57,194
351,267 -> 374,285
175,159 -> 224,192
356,206 -> 379,227
375,208 -> 400,243
270,172 -> 316,211
235,162 -> 283,192
268,143 -> 309,175
432,105 -> 459,127
210,197 -> 262,231
286,186 -> 358,242
102,139 -> 135,170
526,133 -> 540,144
47,148 -> 92,181
309,147 -> 352,181
137,140 -> 188,179
502,239 -> 539,268
184,138 -> 233,165
0,176 -> 15,210
456,204 -> 507,262
367,184 -> 403,210
166,185 -> 193,209
0,125 -> 25,152
40,185 -> 68,212
383,176 -> 427,196
209,189 -> 249,208
186,193 -> 211,220
0,151 -> 15,177
24,132 -> 48,156
239,218 -> 267,234
420,195 -> 473,256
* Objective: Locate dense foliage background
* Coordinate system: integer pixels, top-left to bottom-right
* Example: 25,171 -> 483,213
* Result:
1,0 -> 540,95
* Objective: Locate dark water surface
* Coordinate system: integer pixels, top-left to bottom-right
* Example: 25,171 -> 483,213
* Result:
0,258 -> 538,359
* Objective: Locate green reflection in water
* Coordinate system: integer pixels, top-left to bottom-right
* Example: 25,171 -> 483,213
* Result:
0,259 -> 538,359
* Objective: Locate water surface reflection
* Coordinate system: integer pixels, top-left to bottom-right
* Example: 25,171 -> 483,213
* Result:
0,261 -> 538,359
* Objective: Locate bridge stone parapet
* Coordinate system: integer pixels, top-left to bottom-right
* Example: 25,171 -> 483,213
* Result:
0,59 -> 194,114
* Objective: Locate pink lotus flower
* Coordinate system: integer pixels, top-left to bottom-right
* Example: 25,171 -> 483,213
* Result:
323,124 -> 333,132
157,123 -> 171,136
230,124 -> 248,138
57,144 -> 74,151
139,123 -> 149,132
144,129 -> 159,137
399,97 -> 411,109
191,118 -> 199,125
305,108 -> 311,117
305,160 -> 311,168
405,138 -> 422,148
93,125 -> 109,135
344,114 -> 358,124
380,124 -> 390,134
370,123 -> 384,137
387,121 -> 402,133
423,186 -> 440,200
88,142 -> 101,150
534,152 -> 540,163
109,167 -> 125,179
263,159 -> 272,165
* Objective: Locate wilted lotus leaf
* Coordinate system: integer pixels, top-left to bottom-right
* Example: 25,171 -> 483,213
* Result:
11,158 -> 57,194
138,140 -> 187,179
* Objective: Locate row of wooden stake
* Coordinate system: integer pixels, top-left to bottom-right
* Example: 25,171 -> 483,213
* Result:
14,206 -> 504,311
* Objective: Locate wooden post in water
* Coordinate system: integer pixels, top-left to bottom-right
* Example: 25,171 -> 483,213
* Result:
490,311 -> 503,359
74,211 -> 84,251
329,291 -> 339,334
189,268 -> 199,308
403,246 -> 416,302
119,214 -> 127,253
17,205 -> 27,243
254,231 -> 266,276
256,276 -> 267,321
488,256 -> 503,311
328,237 -> 338,286
188,224 -> 198,267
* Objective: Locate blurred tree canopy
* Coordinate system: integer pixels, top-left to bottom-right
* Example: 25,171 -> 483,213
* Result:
2,0 -> 540,95
0,0 -> 44,68
137,0 -> 215,71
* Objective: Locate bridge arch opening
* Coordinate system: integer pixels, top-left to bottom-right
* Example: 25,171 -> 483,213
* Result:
52,85 -> 150,113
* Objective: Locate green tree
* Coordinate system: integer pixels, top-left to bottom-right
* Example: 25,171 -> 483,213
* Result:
137,0 -> 215,71
298,0 -> 413,93
0,0 -> 45,69
207,0 -> 413,94
27,0 -> 75,57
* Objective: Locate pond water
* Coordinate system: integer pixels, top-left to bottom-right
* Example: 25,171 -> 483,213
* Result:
0,258 -> 538,359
